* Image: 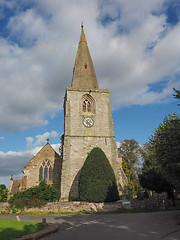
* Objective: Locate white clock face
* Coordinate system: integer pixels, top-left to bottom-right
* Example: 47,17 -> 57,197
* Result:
83,117 -> 94,128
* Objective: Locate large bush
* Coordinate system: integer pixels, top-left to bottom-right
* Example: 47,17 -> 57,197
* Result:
0,184 -> 7,202
79,147 -> 119,202
9,180 -> 60,209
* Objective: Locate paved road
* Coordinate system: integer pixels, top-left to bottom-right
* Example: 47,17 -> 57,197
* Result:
0,211 -> 180,240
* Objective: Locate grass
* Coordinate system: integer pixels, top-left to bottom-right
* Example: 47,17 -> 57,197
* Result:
0,209 -> 162,216
0,220 -> 45,240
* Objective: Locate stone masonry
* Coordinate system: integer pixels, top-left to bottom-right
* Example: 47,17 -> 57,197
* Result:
60,25 -> 128,201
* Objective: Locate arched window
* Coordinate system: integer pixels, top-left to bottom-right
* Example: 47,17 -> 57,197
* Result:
39,166 -> 43,181
81,94 -> 95,113
49,166 -> 53,181
39,160 -> 53,182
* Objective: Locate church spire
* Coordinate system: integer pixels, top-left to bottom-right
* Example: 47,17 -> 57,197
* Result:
71,25 -> 99,89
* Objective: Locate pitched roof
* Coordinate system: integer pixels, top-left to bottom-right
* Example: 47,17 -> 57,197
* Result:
71,25 -> 99,90
10,180 -> 21,194
23,142 -> 60,170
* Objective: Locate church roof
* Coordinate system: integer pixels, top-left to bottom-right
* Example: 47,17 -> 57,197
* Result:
71,24 -> 99,90
23,142 -> 60,170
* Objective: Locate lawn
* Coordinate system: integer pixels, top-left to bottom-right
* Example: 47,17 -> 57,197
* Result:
0,220 -> 45,240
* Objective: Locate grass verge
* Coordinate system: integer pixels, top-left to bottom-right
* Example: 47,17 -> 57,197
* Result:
0,208 -> 163,216
0,220 -> 45,240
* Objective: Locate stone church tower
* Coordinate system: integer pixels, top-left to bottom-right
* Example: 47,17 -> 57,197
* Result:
61,25 -> 128,201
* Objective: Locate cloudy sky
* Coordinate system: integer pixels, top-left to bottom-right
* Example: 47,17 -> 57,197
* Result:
0,0 -> 180,186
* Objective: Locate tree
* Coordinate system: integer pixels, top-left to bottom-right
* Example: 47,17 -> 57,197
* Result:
173,88 -> 180,98
118,139 -> 143,169
139,143 -> 172,194
0,184 -> 7,202
173,88 -> 180,106
121,158 -> 134,197
139,113 -> 180,197
118,139 -> 144,197
59,134 -> 64,157
79,147 -> 119,202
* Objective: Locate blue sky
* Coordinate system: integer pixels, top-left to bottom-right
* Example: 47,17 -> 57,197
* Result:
0,0 -> 180,186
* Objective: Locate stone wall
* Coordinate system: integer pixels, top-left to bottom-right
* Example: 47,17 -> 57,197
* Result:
0,198 -> 168,213
0,202 -> 9,212
61,88 -> 128,201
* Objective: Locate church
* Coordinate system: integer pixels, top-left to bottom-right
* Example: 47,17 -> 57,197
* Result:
8,25 -> 128,201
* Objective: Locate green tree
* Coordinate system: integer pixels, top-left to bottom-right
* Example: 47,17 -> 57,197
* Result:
79,147 -> 119,202
173,88 -> 180,105
59,134 -> 64,157
121,158 -> 134,197
139,113 -> 180,197
0,184 -> 8,202
118,139 -> 144,197
139,143 -> 172,194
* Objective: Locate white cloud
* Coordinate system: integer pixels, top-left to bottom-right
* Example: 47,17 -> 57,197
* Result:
0,136 -> 5,140
26,136 -> 34,150
34,131 -> 59,146
51,130 -> 58,138
7,8 -> 49,46
25,131 -> 59,149
0,0 -> 180,132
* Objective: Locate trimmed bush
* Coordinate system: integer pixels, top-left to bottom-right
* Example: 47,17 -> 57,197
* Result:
79,147 -> 119,202
9,180 -> 60,209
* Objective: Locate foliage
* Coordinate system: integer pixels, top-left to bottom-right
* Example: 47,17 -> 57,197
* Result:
9,180 -> 60,209
173,88 -> 180,105
79,147 -> 119,202
121,158 -> 134,197
139,144 -> 172,194
59,134 -> 64,157
139,113 -> 180,195
0,185 -> 8,202
0,220 -> 45,240
118,139 -> 144,198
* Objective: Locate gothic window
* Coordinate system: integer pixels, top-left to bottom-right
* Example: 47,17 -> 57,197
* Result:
81,94 -> 95,113
44,166 -> 48,179
39,160 -> 53,182
39,166 -> 43,181
49,166 -> 53,181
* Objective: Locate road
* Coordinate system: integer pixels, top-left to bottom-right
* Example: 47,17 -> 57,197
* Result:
0,211 -> 180,240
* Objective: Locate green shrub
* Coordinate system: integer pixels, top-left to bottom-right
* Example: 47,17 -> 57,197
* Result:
9,180 -> 60,209
79,147 -> 119,202
0,185 -> 7,202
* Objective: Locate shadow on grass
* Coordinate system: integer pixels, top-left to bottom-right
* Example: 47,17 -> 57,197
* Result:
0,223 -> 44,240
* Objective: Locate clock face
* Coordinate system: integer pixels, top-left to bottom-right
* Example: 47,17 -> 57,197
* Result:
83,117 -> 94,128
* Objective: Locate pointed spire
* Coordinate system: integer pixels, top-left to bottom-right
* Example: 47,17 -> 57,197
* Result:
71,25 -> 99,89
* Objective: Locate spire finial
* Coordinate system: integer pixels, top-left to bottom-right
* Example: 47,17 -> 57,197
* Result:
81,21 -> 83,28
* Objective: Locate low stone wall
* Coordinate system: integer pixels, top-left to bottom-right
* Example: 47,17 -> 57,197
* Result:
20,201 -> 131,213
0,197 -> 167,213
131,198 -> 166,210
0,202 -> 9,212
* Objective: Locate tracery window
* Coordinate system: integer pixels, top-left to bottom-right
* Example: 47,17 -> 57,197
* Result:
81,94 -> 95,113
39,160 -> 53,181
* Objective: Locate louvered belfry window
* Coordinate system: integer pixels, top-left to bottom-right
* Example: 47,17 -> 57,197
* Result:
39,160 -> 53,181
83,99 -> 91,112
82,94 -> 95,113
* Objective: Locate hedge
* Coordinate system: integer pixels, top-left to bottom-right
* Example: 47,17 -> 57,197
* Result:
79,147 -> 119,202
